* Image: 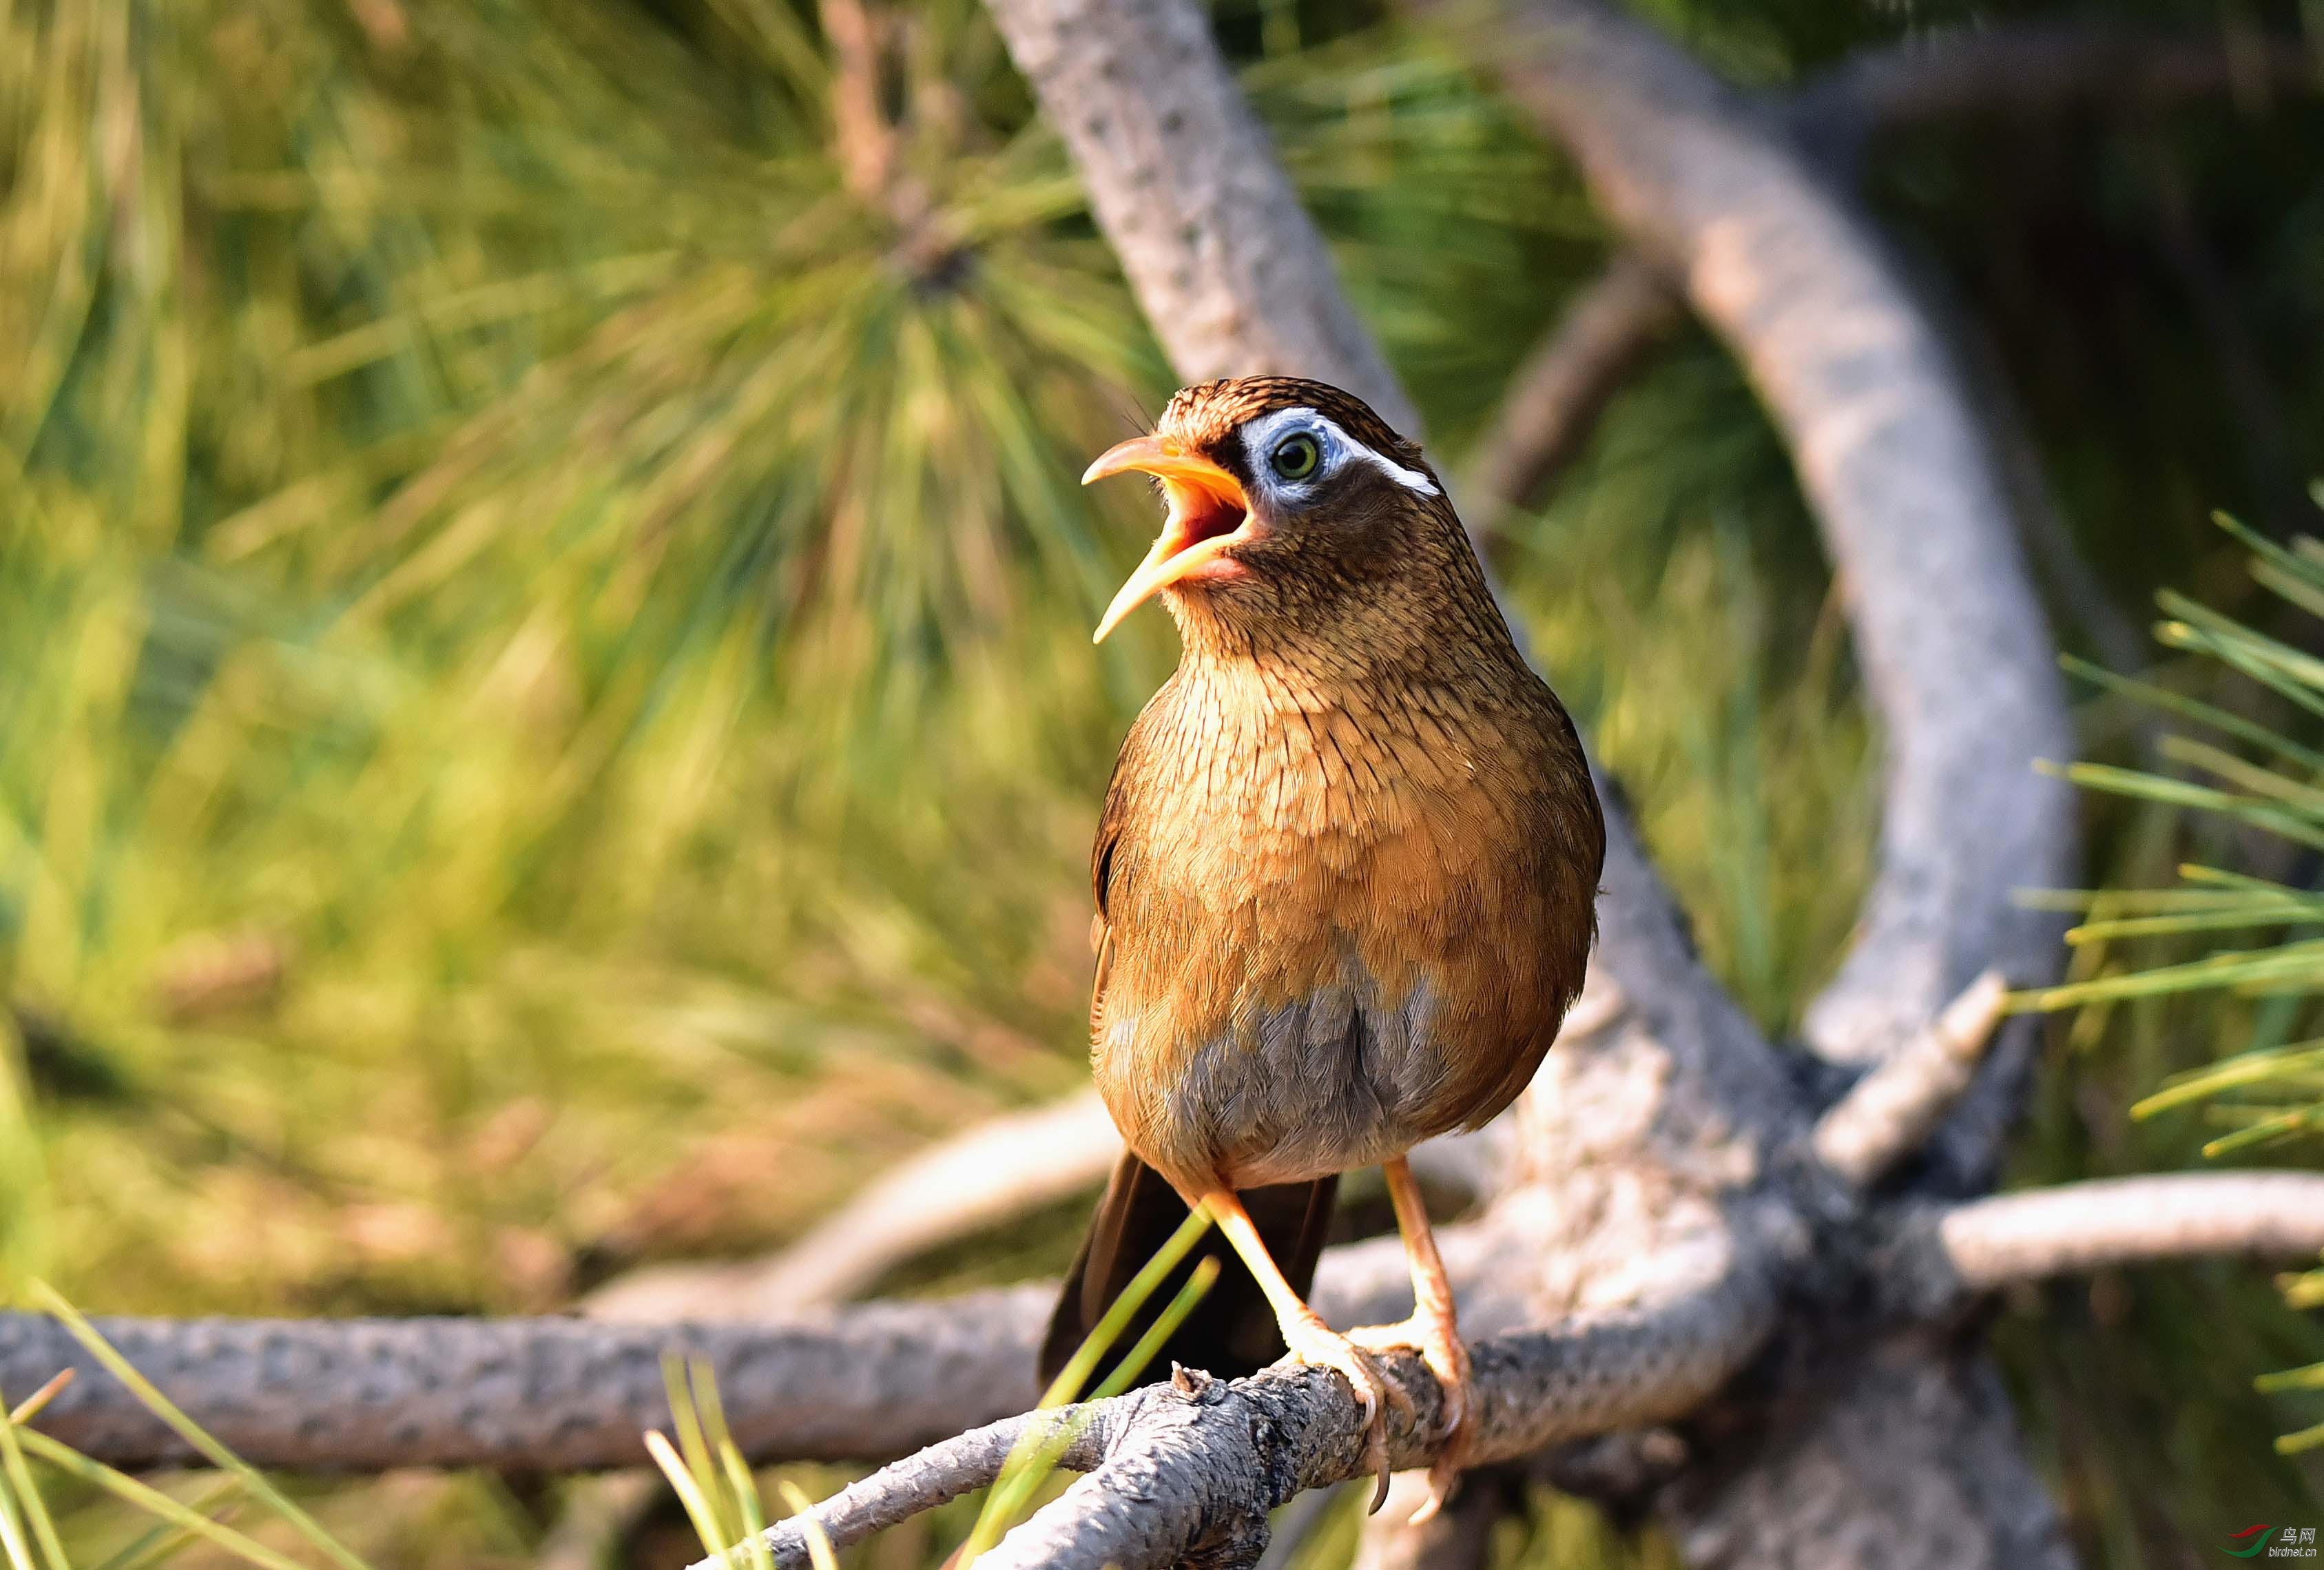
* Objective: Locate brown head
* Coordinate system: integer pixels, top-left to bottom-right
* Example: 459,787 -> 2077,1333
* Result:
1084,377 -> 1500,664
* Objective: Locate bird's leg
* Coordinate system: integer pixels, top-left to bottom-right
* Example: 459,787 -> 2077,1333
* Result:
1344,1156 -> 1473,1523
1203,1188 -> 1404,1509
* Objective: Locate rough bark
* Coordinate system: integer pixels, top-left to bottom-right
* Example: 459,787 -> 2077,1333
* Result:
1438,0 -> 2077,1072
979,1 -> 2077,1564
1936,1172 -> 2324,1291
2,1170 -> 2310,1479
1,1291 -> 1048,1472
1663,1341 -> 2076,1570
1810,973 -> 2004,1188
975,0 -> 1413,432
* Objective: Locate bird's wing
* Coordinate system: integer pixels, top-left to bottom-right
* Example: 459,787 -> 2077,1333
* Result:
1088,750 -> 1132,1042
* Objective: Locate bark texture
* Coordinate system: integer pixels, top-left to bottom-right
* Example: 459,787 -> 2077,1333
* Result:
1,1292 -> 1048,1471
1437,0 -> 2077,1074
979,1 -> 2075,1565
977,0 -> 1413,431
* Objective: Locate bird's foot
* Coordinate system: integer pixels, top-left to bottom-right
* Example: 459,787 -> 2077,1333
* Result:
1273,1312 -> 1408,1511
1346,1314 -> 1473,1525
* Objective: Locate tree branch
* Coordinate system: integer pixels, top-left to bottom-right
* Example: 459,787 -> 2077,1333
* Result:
1435,0 -> 2077,1077
1457,250 -> 1681,533
5,1292 -> 1049,1471
1936,1172 -> 2324,1292
705,1273 -> 1774,1570
977,0 -> 1413,432
1449,19 -> 2319,575
584,1092 -> 1123,1323
1810,972 -> 2006,1188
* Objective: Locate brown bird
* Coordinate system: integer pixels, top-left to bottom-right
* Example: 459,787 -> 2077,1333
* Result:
1039,375 -> 1604,1513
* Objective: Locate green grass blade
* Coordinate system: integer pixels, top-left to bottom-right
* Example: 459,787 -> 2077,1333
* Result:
685,1360 -> 771,1570
1087,1256 -> 1222,1401
2252,560 -> 2324,623
2158,619 -> 2324,725
2274,1419 -> 2324,1455
28,1285 -> 373,1570
2159,589 -> 2324,695
2255,1361 -> 2324,1394
11,1430 -> 309,1570
2161,734 -> 2324,817
774,1483 -> 839,1570
2060,652 -> 2324,774
1038,1201 -> 1216,1408
2133,1042 -> 2324,1118
2068,907 -> 2324,944
0,1478 -> 41,1570
645,1430 -> 736,1569
2182,864 -> 2314,896
2052,763 -> 2324,853
0,1388 -> 68,1570
83,1480 -> 241,1570
963,1250 -> 1225,1564
2201,1106 -> 2321,1157
2214,510 -> 2324,598
7,1377 -> 72,1431
716,1440 -> 773,1570
660,1354 -> 723,1530
2011,939 -> 2324,1011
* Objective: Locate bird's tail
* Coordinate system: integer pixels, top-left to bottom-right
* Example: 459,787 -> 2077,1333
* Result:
1039,1153 -> 1338,1390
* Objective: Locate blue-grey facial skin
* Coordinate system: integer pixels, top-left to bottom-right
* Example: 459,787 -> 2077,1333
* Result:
1237,405 -> 1440,525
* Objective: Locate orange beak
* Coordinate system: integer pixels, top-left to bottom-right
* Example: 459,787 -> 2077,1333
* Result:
1082,436 -> 1255,643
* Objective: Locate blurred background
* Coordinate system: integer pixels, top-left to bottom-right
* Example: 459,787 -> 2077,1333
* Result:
5,0 -> 2324,1564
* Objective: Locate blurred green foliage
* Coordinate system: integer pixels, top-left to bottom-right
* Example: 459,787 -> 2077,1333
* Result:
1,0 -> 2322,1564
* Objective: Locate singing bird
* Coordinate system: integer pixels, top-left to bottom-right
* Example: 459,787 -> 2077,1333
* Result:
1039,376 -> 1605,1510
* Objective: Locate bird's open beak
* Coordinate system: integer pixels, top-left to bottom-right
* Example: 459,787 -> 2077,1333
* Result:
1083,436 -> 1255,643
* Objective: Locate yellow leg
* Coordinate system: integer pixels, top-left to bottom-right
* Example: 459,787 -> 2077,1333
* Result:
1203,1188 -> 1403,1508
1345,1157 -> 1473,1522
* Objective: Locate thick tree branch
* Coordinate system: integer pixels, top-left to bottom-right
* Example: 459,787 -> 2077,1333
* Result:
977,0 -> 1413,431
13,1168 -> 2318,1483
709,1407 -> 1103,1570
1811,972 -> 2005,1188
1450,20 -> 2318,572
1457,250 -> 1681,532
707,1272 -> 1775,1570
1436,0 -> 2076,1077
585,1092 -> 1123,1322
1936,1172 -> 2324,1292
1663,1343 -> 2076,1570
4,1292 -> 1049,1471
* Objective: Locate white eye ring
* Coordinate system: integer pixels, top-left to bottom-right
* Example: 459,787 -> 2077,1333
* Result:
1239,406 -> 1439,498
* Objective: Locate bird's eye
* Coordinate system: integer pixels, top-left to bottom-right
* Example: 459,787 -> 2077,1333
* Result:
1269,433 -> 1321,482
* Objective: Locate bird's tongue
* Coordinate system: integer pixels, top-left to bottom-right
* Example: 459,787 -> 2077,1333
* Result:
1081,435 -> 1255,642
1093,485 -> 1253,643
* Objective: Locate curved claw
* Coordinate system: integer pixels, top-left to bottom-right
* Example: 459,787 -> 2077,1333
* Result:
1345,1316 -> 1474,1525
1274,1316 -> 1400,1511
